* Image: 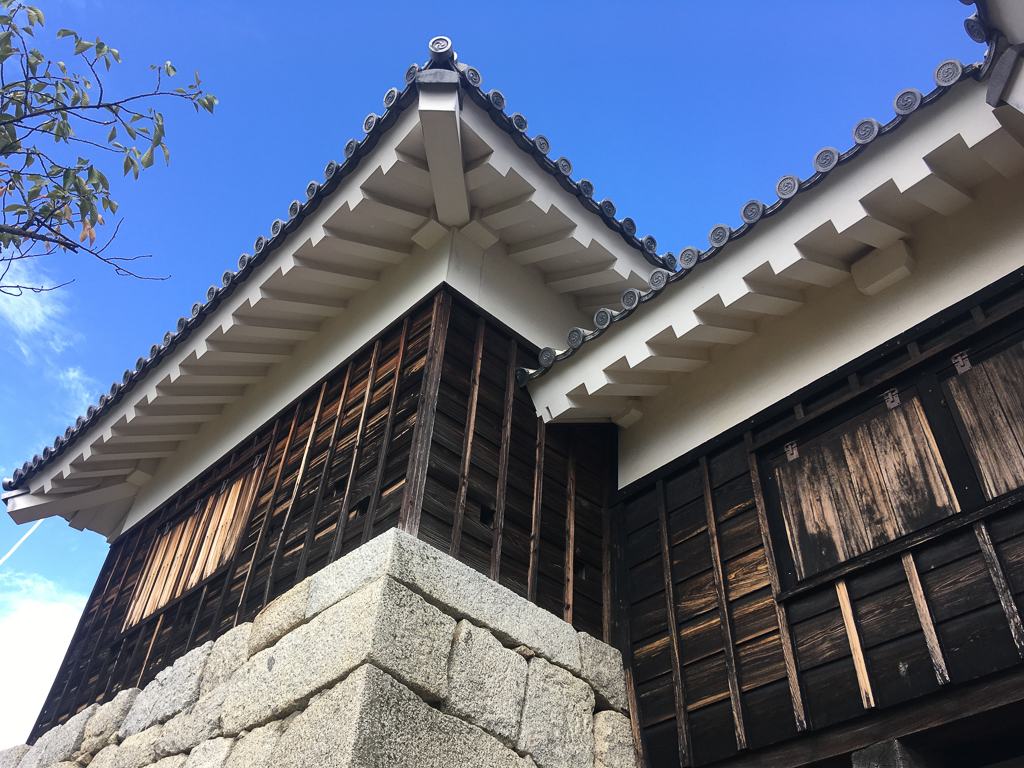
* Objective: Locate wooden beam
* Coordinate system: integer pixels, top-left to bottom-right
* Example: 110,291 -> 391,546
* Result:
715,664 -> 1024,768
744,434 -> 807,731
450,316 -> 486,558
234,404 -> 300,624
328,339 -> 382,562
701,457 -> 748,751
490,339 -> 518,583
902,551 -> 950,685
399,291 -> 452,537
836,578 -> 876,709
296,363 -> 352,582
974,520 -> 1024,657
602,431 -> 613,645
135,613 -> 165,688
263,381 -> 329,605
527,418 -> 547,604
184,583 -> 209,650
362,317 -> 411,545
563,435 -> 577,625
656,478 -> 693,766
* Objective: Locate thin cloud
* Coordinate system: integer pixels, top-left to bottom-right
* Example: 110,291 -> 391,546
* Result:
0,570 -> 87,750
55,366 -> 101,424
0,258 -> 67,337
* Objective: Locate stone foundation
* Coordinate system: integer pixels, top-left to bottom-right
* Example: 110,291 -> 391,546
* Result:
2,529 -> 639,768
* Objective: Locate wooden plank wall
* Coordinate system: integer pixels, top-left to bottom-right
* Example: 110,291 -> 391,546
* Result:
29,288 -> 615,742
616,274 -> 1024,768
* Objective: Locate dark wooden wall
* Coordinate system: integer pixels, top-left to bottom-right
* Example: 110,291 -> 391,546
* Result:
614,269 -> 1024,768
29,287 -> 615,742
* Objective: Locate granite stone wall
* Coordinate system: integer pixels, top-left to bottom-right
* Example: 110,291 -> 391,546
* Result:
2,529 -> 639,768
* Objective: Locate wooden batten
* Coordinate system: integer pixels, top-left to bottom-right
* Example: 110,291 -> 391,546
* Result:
657,478 -> 693,767
450,316 -> 486,558
489,338 -> 518,582
399,291 -> 451,537
901,551 -> 950,685
974,520 -> 1024,657
835,579 -> 875,710
563,437 -> 577,625
527,417 -> 546,604
701,457 -> 748,751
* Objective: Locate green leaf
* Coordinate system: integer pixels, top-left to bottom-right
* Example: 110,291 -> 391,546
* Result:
56,29 -> 74,38
161,143 -> 169,165
72,38 -> 93,55
164,61 -> 176,76
122,154 -> 131,176
107,125 -> 116,142
140,146 -> 153,168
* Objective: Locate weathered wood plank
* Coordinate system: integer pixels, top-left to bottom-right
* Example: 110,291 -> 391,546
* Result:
564,435 -> 577,624
451,316 -> 486,558
527,418 -> 546,604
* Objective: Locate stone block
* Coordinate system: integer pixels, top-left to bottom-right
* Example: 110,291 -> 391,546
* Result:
156,685 -> 228,757
152,756 -> 188,768
118,643 -> 214,739
307,529 -> 581,673
17,703 -> 97,768
81,688 -> 139,755
86,745 -> 118,768
0,747 -> 28,768
182,738 -> 234,768
388,529 -> 582,673
517,657 -> 595,768
221,720 -> 286,768
269,663 -> 531,768
578,632 -> 628,712
304,532 -> 394,616
199,624 -> 252,699
220,576 -> 454,734
445,620 -> 527,745
594,711 -> 638,768
248,580 -> 309,657
115,724 -> 164,768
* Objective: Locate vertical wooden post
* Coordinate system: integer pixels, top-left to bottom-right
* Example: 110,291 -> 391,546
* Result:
327,339 -> 382,562
602,433 -> 614,645
450,316 -> 486,558
263,381 -> 328,605
974,520 -> 1024,657
563,435 -> 577,625
362,317 -> 411,545
701,456 -> 748,750
184,583 -> 209,650
611,501 -> 651,768
744,434 -> 807,731
235,404 -> 300,624
135,613 -> 165,688
836,578 -> 876,709
902,551 -> 950,684
490,339 -> 518,583
296,363 -> 351,582
527,417 -> 547,603
400,291 -> 451,537
656,478 -> 692,766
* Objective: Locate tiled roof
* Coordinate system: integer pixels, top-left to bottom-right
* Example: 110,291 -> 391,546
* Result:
515,51 -> 995,386
3,36 -> 673,492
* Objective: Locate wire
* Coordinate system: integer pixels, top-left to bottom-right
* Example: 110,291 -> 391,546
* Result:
0,519 -> 42,569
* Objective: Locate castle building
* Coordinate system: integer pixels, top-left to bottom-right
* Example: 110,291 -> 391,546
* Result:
6,4 -> 1024,767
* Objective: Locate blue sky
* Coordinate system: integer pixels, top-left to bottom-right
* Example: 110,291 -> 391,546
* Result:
0,0 -> 983,747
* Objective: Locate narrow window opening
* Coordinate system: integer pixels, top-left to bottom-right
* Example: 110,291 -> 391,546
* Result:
480,504 -> 495,529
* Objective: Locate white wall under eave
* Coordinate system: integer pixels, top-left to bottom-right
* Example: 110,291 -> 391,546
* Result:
120,229 -> 588,536
617,169 -> 1024,488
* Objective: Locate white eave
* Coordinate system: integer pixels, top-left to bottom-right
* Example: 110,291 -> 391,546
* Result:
5,67 -> 657,538
527,75 -> 1024,428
